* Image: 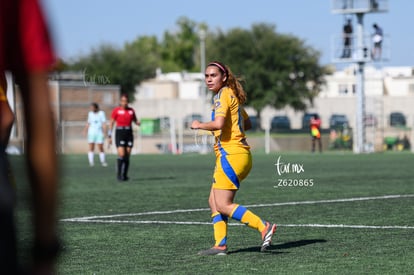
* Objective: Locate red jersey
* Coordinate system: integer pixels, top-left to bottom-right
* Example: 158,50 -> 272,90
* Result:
111,106 -> 137,127
0,0 -> 55,73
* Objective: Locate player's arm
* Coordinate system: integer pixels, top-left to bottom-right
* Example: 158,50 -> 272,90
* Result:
102,122 -> 108,138
0,73 -> 15,145
101,112 -> 108,137
134,112 -> 140,126
19,71 -> 60,268
82,121 -> 90,136
244,118 -> 252,131
191,116 -> 225,131
192,91 -> 228,130
241,108 -> 252,131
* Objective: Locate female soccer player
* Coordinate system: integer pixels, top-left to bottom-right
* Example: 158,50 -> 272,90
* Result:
108,94 -> 140,181
191,61 -> 277,255
83,102 -> 108,167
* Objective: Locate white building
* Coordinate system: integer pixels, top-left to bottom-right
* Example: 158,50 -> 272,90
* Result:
135,71 -> 204,100
320,65 -> 414,98
132,70 -> 210,122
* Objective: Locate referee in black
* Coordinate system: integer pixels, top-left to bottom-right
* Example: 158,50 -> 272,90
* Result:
108,94 -> 140,181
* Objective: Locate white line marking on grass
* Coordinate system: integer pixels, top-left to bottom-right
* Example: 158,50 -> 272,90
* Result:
61,194 -> 414,222
280,224 -> 414,230
61,218 -> 414,230
62,219 -> 213,225
65,208 -> 209,221
246,194 -> 414,209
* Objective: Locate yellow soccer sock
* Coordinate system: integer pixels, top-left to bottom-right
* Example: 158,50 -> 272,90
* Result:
230,204 -> 266,232
212,212 -> 228,247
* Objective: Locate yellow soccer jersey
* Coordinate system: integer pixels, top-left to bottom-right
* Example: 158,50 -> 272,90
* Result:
212,87 -> 250,155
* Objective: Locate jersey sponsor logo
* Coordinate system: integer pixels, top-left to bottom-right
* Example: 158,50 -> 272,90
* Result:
214,101 -> 221,109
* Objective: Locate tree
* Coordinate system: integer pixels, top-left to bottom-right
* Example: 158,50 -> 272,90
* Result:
67,37 -> 159,100
207,23 -> 327,118
159,17 -> 200,72
65,17 -> 203,100
120,36 -> 161,98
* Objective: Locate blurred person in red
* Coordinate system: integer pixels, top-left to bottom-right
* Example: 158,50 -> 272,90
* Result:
310,114 -> 322,153
0,0 -> 61,273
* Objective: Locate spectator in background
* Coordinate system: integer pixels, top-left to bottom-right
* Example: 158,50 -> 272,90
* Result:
372,23 -> 383,60
83,102 -> 108,167
342,0 -> 352,9
341,18 -> 353,58
310,114 -> 322,153
0,0 -> 61,273
370,0 -> 379,10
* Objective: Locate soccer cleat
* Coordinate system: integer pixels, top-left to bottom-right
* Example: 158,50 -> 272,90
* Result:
101,162 -> 108,167
117,175 -> 129,182
198,246 -> 227,256
261,222 -> 277,252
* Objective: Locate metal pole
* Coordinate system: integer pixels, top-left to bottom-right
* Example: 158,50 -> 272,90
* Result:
199,29 -> 206,74
355,63 -> 365,153
169,117 -> 177,154
199,29 -> 206,99
354,13 -> 366,153
265,127 -> 270,154
199,28 -> 211,128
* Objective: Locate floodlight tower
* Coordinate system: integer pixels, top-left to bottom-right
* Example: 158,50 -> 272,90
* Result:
331,0 -> 389,153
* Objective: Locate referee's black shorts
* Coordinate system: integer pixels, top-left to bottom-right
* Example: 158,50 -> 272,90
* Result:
115,127 -> 134,148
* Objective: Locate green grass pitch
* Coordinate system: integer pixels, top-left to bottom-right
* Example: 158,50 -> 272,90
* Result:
10,151 -> 414,274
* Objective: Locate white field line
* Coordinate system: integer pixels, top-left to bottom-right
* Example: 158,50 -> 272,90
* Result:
281,224 -> 414,229
62,194 -> 414,222
60,219 -> 414,230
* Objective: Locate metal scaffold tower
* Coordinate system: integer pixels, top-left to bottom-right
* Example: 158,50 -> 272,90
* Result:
331,0 -> 389,153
